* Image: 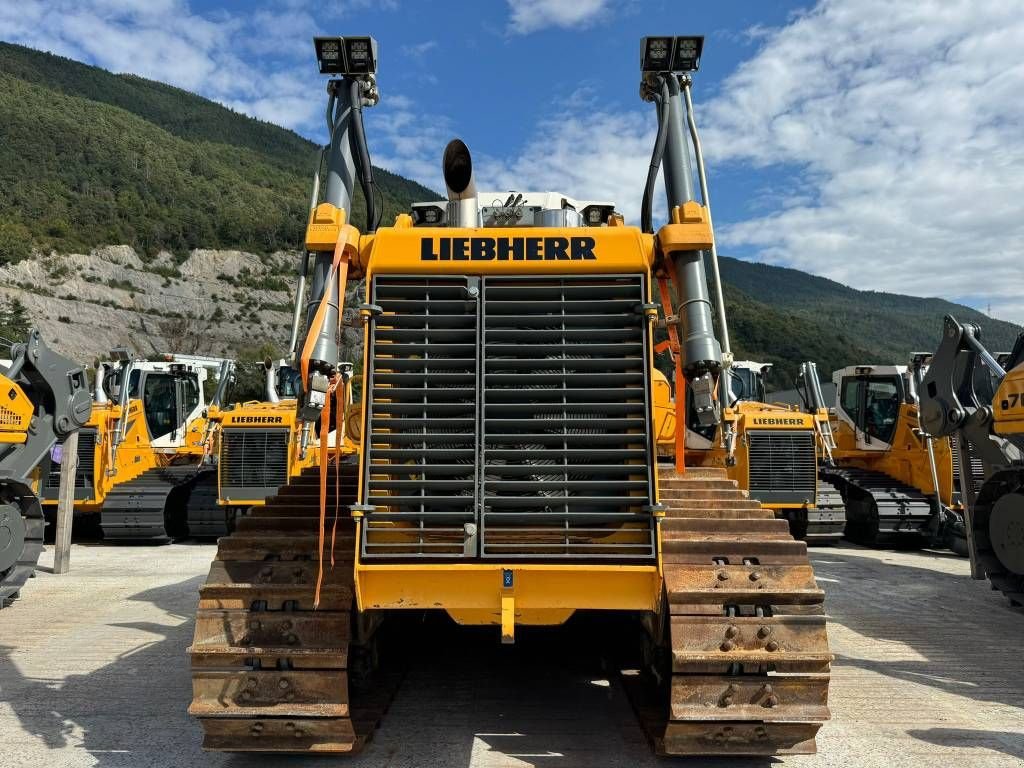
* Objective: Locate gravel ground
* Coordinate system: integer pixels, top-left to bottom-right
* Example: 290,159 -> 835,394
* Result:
1,543 -> 1022,768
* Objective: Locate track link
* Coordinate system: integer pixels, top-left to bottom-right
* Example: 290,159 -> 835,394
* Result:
821,466 -> 934,545
189,462 -> 396,754
0,488 -> 44,609
631,465 -> 831,756
100,465 -> 204,542
186,470 -> 234,539
972,468 -> 1024,608
807,479 -> 846,543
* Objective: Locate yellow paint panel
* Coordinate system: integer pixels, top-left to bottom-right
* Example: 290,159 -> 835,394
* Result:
364,225 -> 655,278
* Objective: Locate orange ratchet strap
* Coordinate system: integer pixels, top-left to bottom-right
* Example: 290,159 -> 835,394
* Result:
314,376 -> 340,608
656,270 -> 687,474
310,235 -> 355,609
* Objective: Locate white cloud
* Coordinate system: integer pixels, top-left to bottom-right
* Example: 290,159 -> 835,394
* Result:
505,0 -> 609,34
0,0 -> 321,131
401,40 -> 437,58
474,103 -> 663,223
701,0 -> 1024,323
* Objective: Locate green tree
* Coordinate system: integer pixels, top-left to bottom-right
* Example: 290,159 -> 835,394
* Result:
0,220 -> 32,265
0,296 -> 32,345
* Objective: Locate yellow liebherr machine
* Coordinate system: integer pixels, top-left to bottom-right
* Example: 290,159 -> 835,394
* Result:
189,35 -> 831,756
1,330 -> 90,607
207,359 -> 355,515
658,360 -> 846,542
39,354 -> 235,540
921,316 -> 1024,605
810,359 -> 962,547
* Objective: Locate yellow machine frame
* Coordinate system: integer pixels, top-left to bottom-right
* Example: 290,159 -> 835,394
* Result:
310,202 -> 714,635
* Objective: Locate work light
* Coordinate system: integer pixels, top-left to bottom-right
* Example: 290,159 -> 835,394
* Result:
640,35 -> 704,73
313,36 -> 377,75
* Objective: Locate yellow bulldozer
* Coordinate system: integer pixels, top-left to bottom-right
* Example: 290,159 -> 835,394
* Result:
206,358 -> 358,520
1,330 -> 91,607
653,360 -> 846,542
188,35 -> 831,757
804,359 -> 970,548
38,352 -> 235,540
920,315 -> 1024,605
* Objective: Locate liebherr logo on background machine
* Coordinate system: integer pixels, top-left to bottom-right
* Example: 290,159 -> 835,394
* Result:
420,236 -> 597,261
752,417 -> 806,426
228,416 -> 284,424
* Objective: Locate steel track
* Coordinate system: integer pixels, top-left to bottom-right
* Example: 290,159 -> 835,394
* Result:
188,462 -> 400,753
821,466 -> 935,546
626,465 -> 831,756
186,471 -> 234,539
100,465 -> 206,542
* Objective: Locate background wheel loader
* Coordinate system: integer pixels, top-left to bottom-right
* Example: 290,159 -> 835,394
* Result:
188,34 -> 831,757
0,329 -> 91,607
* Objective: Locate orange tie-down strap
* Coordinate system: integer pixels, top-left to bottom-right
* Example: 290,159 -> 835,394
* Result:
656,271 -> 687,474
300,230 -> 355,387
305,232 -> 357,609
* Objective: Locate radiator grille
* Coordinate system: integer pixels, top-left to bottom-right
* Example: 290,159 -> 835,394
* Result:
362,277 -> 480,557
220,428 -> 289,499
43,429 -> 97,500
480,276 -> 655,558
747,430 -> 817,505
360,274 -> 656,560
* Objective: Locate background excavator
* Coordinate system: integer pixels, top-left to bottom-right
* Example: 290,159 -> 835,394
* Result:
920,315 -> 1024,606
0,330 -> 91,607
653,359 -> 846,542
188,34 -> 831,757
38,352 -> 235,541
799,358 -> 966,548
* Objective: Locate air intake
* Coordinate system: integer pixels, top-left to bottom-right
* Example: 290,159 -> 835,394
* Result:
747,430 -> 817,505
220,429 -> 289,500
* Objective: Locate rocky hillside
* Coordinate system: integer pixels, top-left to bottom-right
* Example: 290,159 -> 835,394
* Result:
0,245 -> 300,362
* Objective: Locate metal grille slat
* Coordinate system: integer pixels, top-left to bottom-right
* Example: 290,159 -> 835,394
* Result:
360,274 -> 656,560
43,429 -> 97,499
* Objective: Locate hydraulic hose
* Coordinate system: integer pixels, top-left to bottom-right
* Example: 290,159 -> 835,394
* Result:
349,78 -> 379,232
641,77 -> 670,234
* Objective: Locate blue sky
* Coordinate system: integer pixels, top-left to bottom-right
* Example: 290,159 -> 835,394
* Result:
2,0 -> 1023,324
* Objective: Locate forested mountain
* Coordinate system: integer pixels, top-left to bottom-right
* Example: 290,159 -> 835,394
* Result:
0,42 -> 433,259
719,256 -> 1021,367
0,41 -> 1018,382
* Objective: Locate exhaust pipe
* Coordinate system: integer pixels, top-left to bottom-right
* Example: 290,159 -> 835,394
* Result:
443,139 -> 479,228
264,358 -> 280,404
93,362 -> 108,404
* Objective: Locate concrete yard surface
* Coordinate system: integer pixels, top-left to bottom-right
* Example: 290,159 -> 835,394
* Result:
1,543 -> 1022,768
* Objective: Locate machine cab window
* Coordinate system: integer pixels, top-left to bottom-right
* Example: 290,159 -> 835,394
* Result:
839,374 -> 903,445
864,378 -> 900,443
141,370 -> 200,441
